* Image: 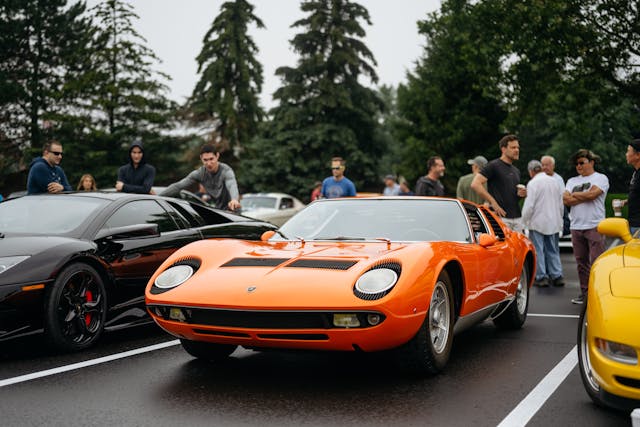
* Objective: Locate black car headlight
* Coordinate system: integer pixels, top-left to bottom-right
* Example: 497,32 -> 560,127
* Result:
0,256 -> 30,275
151,259 -> 200,294
354,262 -> 401,300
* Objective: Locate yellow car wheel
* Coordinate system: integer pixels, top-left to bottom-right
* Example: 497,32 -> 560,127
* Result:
577,303 -> 606,407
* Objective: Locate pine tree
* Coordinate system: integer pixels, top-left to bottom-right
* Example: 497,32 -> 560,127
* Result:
188,0 -> 265,167
83,0 -> 178,186
0,0 -> 92,186
242,0 -> 383,197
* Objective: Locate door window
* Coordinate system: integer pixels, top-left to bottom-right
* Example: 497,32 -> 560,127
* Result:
103,200 -> 179,233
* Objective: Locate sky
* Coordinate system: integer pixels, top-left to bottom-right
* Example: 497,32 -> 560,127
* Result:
87,0 -> 442,108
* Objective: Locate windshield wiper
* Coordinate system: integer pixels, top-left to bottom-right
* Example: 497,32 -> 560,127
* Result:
275,230 -> 289,240
317,236 -> 366,241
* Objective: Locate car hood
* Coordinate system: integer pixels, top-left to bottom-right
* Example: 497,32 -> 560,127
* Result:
0,234 -> 84,257
148,239 -> 440,311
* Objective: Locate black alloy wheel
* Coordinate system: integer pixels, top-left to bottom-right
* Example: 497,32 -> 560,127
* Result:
44,262 -> 107,351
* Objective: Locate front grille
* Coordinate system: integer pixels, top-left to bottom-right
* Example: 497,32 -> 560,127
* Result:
615,376 -> 640,390
220,258 -> 290,267
286,259 -> 358,270
149,305 -> 384,330
257,333 -> 329,340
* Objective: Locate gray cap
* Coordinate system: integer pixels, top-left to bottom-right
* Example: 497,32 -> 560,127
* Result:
527,159 -> 543,172
467,155 -> 488,167
384,174 -> 396,181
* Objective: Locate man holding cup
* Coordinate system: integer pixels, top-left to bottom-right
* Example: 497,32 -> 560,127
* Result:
612,139 -> 640,236
563,149 -> 609,304
471,134 -> 526,233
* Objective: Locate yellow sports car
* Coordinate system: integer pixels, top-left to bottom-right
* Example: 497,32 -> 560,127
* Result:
577,218 -> 640,410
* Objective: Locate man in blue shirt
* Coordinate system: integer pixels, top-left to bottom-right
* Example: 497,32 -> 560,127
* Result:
321,157 -> 356,198
26,140 -> 72,194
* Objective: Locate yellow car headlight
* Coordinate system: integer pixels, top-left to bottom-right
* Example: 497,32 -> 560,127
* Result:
595,338 -> 638,365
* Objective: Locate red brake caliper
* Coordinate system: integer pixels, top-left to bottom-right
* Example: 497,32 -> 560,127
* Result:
85,290 -> 93,326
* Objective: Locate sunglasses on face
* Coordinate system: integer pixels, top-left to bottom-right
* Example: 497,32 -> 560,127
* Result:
575,160 -> 590,166
50,151 -> 63,156
331,166 -> 342,170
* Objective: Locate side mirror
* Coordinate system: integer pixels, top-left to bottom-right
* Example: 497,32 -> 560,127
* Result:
261,230 -> 276,241
95,223 -> 160,241
477,233 -> 497,247
597,218 -> 633,243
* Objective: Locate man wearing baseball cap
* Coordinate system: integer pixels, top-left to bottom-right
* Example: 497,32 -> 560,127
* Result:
456,155 -> 487,205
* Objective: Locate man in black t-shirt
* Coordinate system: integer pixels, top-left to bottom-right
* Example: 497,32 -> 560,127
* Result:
471,134 -> 526,232
617,139 -> 640,235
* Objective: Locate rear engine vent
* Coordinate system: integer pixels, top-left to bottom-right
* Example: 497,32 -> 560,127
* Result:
221,257 -> 290,267
286,259 -> 358,270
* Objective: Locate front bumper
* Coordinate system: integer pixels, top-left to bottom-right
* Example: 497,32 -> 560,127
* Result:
147,304 -> 425,352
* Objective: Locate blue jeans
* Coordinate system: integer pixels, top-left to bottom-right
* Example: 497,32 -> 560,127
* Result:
529,230 -> 563,280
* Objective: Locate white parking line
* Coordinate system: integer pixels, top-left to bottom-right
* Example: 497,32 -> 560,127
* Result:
497,346 -> 578,427
528,313 -> 579,319
0,340 -> 179,388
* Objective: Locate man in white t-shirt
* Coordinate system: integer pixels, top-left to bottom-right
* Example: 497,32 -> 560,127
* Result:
563,149 -> 609,304
522,160 -> 564,287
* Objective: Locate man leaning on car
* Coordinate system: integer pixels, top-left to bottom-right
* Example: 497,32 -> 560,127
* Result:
26,140 -> 72,194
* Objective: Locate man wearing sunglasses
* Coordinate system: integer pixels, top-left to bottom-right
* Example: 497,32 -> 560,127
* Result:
26,140 -> 72,194
563,149 -> 609,304
321,157 -> 356,199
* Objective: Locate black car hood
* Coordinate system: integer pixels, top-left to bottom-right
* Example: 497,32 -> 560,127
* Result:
0,234 -> 86,257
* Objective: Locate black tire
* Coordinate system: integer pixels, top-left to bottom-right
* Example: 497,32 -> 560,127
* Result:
396,270 -> 454,375
180,339 -> 237,361
493,263 -> 529,329
577,302 -> 606,407
44,262 -> 107,351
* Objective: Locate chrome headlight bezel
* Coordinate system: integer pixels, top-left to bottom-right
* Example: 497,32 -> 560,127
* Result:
0,256 -> 30,275
151,258 -> 201,294
354,264 -> 400,300
154,265 -> 194,289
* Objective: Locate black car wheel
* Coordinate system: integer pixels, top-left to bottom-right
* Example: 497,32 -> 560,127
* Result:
493,263 -> 529,329
44,263 -> 107,351
577,302 -> 606,407
180,339 -> 237,361
396,270 -> 454,375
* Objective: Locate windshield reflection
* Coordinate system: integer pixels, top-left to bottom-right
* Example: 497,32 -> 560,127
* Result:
276,199 -> 471,242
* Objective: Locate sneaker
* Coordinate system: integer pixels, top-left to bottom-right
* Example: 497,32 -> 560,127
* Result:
534,277 -> 550,287
571,294 -> 584,304
552,276 -> 565,287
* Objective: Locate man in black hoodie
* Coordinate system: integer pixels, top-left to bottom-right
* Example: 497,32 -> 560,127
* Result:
115,139 -> 155,194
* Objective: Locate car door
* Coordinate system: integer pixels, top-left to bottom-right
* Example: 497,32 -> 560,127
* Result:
456,205 -> 515,315
96,199 -> 201,305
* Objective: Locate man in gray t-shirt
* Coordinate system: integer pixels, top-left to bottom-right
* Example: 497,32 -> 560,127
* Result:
160,144 -> 241,211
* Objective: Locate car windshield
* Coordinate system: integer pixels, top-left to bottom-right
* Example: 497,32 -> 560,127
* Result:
276,198 -> 472,242
0,195 -> 109,235
241,196 -> 277,211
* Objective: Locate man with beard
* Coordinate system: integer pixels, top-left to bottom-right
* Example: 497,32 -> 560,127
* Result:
415,156 -> 446,196
471,134 -> 526,233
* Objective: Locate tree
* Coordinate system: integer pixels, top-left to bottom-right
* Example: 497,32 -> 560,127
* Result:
396,0 -> 507,192
79,0 -> 178,186
187,0 -> 265,169
241,0 -> 384,198
0,0 -> 93,188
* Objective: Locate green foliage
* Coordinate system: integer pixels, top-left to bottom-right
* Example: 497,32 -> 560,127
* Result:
0,0 -> 93,184
395,0 -> 507,192
187,0 -> 265,166
241,0 -> 384,198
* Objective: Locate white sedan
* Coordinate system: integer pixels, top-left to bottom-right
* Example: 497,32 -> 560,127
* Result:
240,192 -> 305,226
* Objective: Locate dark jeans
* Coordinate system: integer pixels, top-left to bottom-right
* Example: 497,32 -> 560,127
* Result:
571,228 -> 606,295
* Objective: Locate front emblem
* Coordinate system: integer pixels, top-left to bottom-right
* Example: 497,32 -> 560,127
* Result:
247,286 -> 257,293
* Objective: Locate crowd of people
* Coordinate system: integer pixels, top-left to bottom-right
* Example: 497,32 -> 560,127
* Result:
13,134 -> 640,305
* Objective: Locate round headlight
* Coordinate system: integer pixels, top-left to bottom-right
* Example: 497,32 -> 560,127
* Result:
154,265 -> 194,289
355,268 -> 398,295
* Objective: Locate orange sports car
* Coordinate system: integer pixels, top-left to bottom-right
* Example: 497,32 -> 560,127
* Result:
145,197 -> 536,374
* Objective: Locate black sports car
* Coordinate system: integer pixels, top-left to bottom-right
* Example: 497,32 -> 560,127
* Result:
0,192 -> 277,351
